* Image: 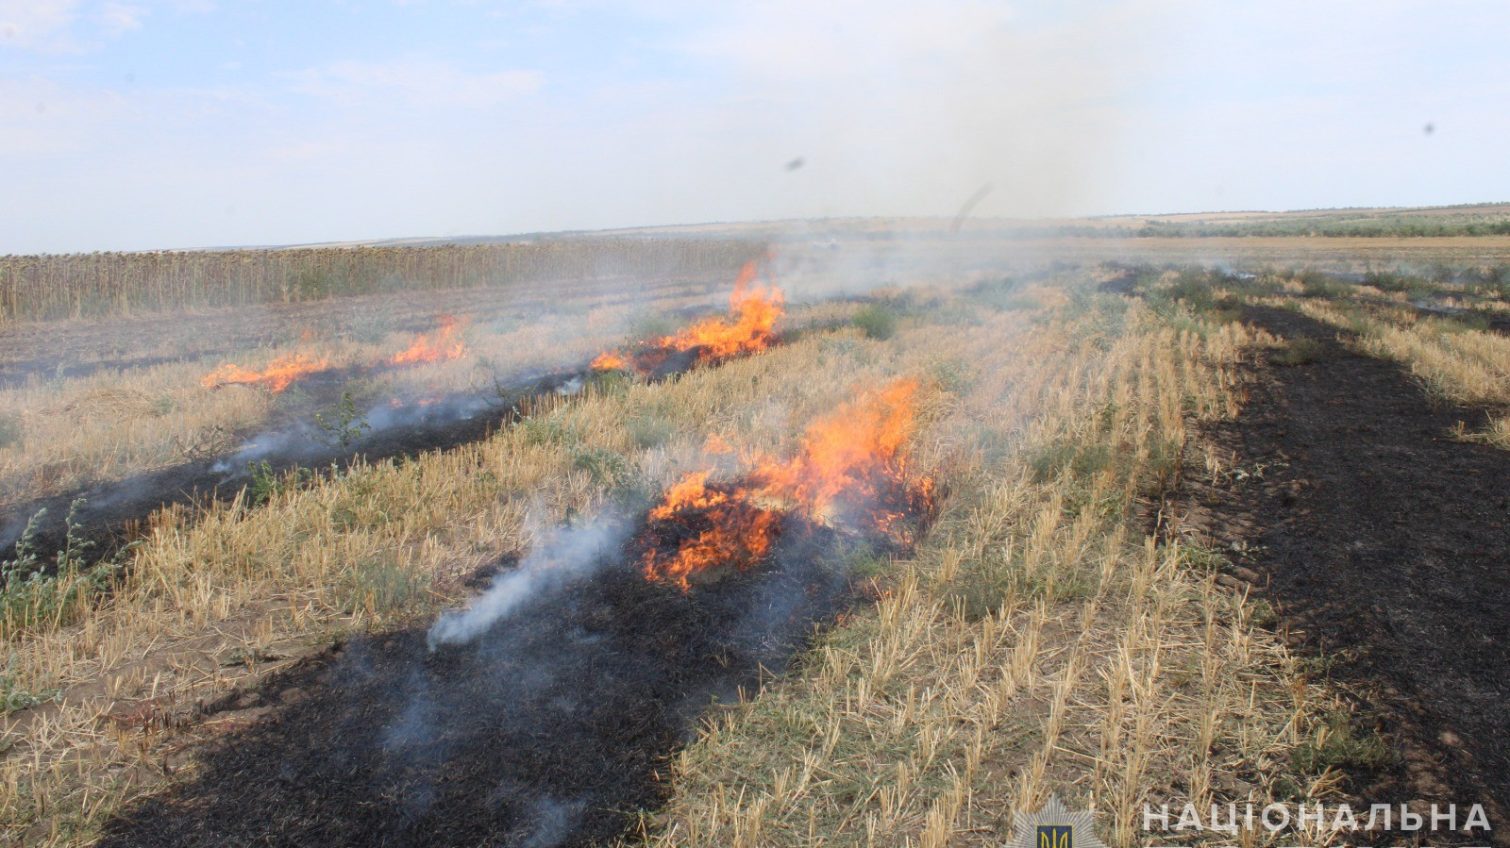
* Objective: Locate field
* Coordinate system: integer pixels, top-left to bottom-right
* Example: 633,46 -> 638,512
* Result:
2,220 -> 1508,846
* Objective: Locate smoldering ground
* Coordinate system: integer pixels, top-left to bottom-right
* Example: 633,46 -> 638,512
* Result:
0,239 -> 961,570
0,362 -> 591,565
0,247 -> 812,566
96,510 -> 877,848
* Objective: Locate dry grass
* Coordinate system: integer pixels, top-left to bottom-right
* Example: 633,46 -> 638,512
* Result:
0,272 -> 1328,846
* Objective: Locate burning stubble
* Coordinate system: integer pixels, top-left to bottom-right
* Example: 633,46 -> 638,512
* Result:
428,376 -> 933,645
389,314 -> 469,366
591,259 -> 784,377
199,351 -> 332,392
637,377 -> 933,590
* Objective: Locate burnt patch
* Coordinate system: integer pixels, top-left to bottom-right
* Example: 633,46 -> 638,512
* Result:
1169,304 -> 1510,838
98,519 -> 863,848
0,366 -> 585,569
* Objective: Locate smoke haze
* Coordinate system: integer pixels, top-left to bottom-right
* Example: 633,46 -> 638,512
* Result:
6,2 -> 1509,252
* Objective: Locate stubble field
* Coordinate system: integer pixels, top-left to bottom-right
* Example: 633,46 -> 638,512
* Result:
3,226 -> 1508,847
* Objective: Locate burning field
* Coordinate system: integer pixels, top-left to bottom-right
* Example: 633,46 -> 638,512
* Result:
101,379 -> 934,847
9,242 -> 1510,848
0,263 -> 792,582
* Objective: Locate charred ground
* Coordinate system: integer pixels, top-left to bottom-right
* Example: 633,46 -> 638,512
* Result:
1167,304 -> 1510,838
97,516 -> 873,848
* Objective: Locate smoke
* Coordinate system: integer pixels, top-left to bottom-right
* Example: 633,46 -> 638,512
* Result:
426,512 -> 631,650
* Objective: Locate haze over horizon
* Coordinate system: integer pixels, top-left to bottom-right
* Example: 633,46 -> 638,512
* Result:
3,0 -> 1508,254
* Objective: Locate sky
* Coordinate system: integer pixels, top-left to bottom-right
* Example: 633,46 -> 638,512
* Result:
2,0 -> 1508,253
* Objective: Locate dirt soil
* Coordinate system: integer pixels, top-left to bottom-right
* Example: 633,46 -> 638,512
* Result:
1169,305 -> 1510,843
97,517 -> 865,848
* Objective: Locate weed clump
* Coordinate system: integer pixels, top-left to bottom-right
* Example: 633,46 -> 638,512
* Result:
852,303 -> 898,340
1298,271 -> 1348,299
1272,337 -> 1325,366
315,391 -> 372,448
1,499 -> 117,637
1291,709 -> 1396,777
0,413 -> 20,450
339,553 -> 430,618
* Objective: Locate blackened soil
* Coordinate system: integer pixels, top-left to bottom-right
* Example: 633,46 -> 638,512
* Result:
100,520 -> 857,848
2,329 -> 796,571
0,366 -> 587,568
1175,305 -> 1510,839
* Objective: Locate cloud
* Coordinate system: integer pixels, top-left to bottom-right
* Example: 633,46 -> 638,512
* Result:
97,1 -> 144,34
0,75 -> 130,155
0,0 -> 81,50
289,59 -> 544,108
0,0 -> 152,51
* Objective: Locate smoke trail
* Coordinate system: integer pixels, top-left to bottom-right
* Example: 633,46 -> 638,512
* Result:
426,513 -> 630,650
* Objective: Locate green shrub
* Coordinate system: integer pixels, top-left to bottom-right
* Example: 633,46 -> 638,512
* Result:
520,414 -> 576,447
1028,441 -> 1112,482
340,555 -> 429,617
315,391 -> 371,448
626,414 -> 675,449
852,303 -> 898,340
966,278 -> 1038,311
584,367 -> 633,396
245,460 -> 312,507
1362,270 -> 1413,292
571,446 -> 633,488
1298,272 -> 1348,299
1292,709 -> 1395,776
628,312 -> 677,342
0,659 -> 58,715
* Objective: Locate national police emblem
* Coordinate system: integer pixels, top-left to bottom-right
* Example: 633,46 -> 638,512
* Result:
1012,795 -> 1107,848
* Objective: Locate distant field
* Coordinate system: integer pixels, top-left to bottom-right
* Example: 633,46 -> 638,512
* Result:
0,238 -> 762,323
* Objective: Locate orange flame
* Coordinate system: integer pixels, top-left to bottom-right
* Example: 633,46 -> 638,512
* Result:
201,352 -> 330,393
590,351 -> 628,371
593,260 -> 784,374
639,377 -> 930,590
391,315 -> 468,366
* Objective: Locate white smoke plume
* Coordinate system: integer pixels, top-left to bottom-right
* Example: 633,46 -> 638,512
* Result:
426,512 -> 631,650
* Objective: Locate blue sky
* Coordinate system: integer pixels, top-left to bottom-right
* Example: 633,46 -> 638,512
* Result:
2,0 -> 1507,253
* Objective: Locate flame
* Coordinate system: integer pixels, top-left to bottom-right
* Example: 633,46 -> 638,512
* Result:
201,352 -> 330,393
594,260 -> 784,374
391,315 -> 467,366
590,351 -> 628,371
639,377 -> 930,590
